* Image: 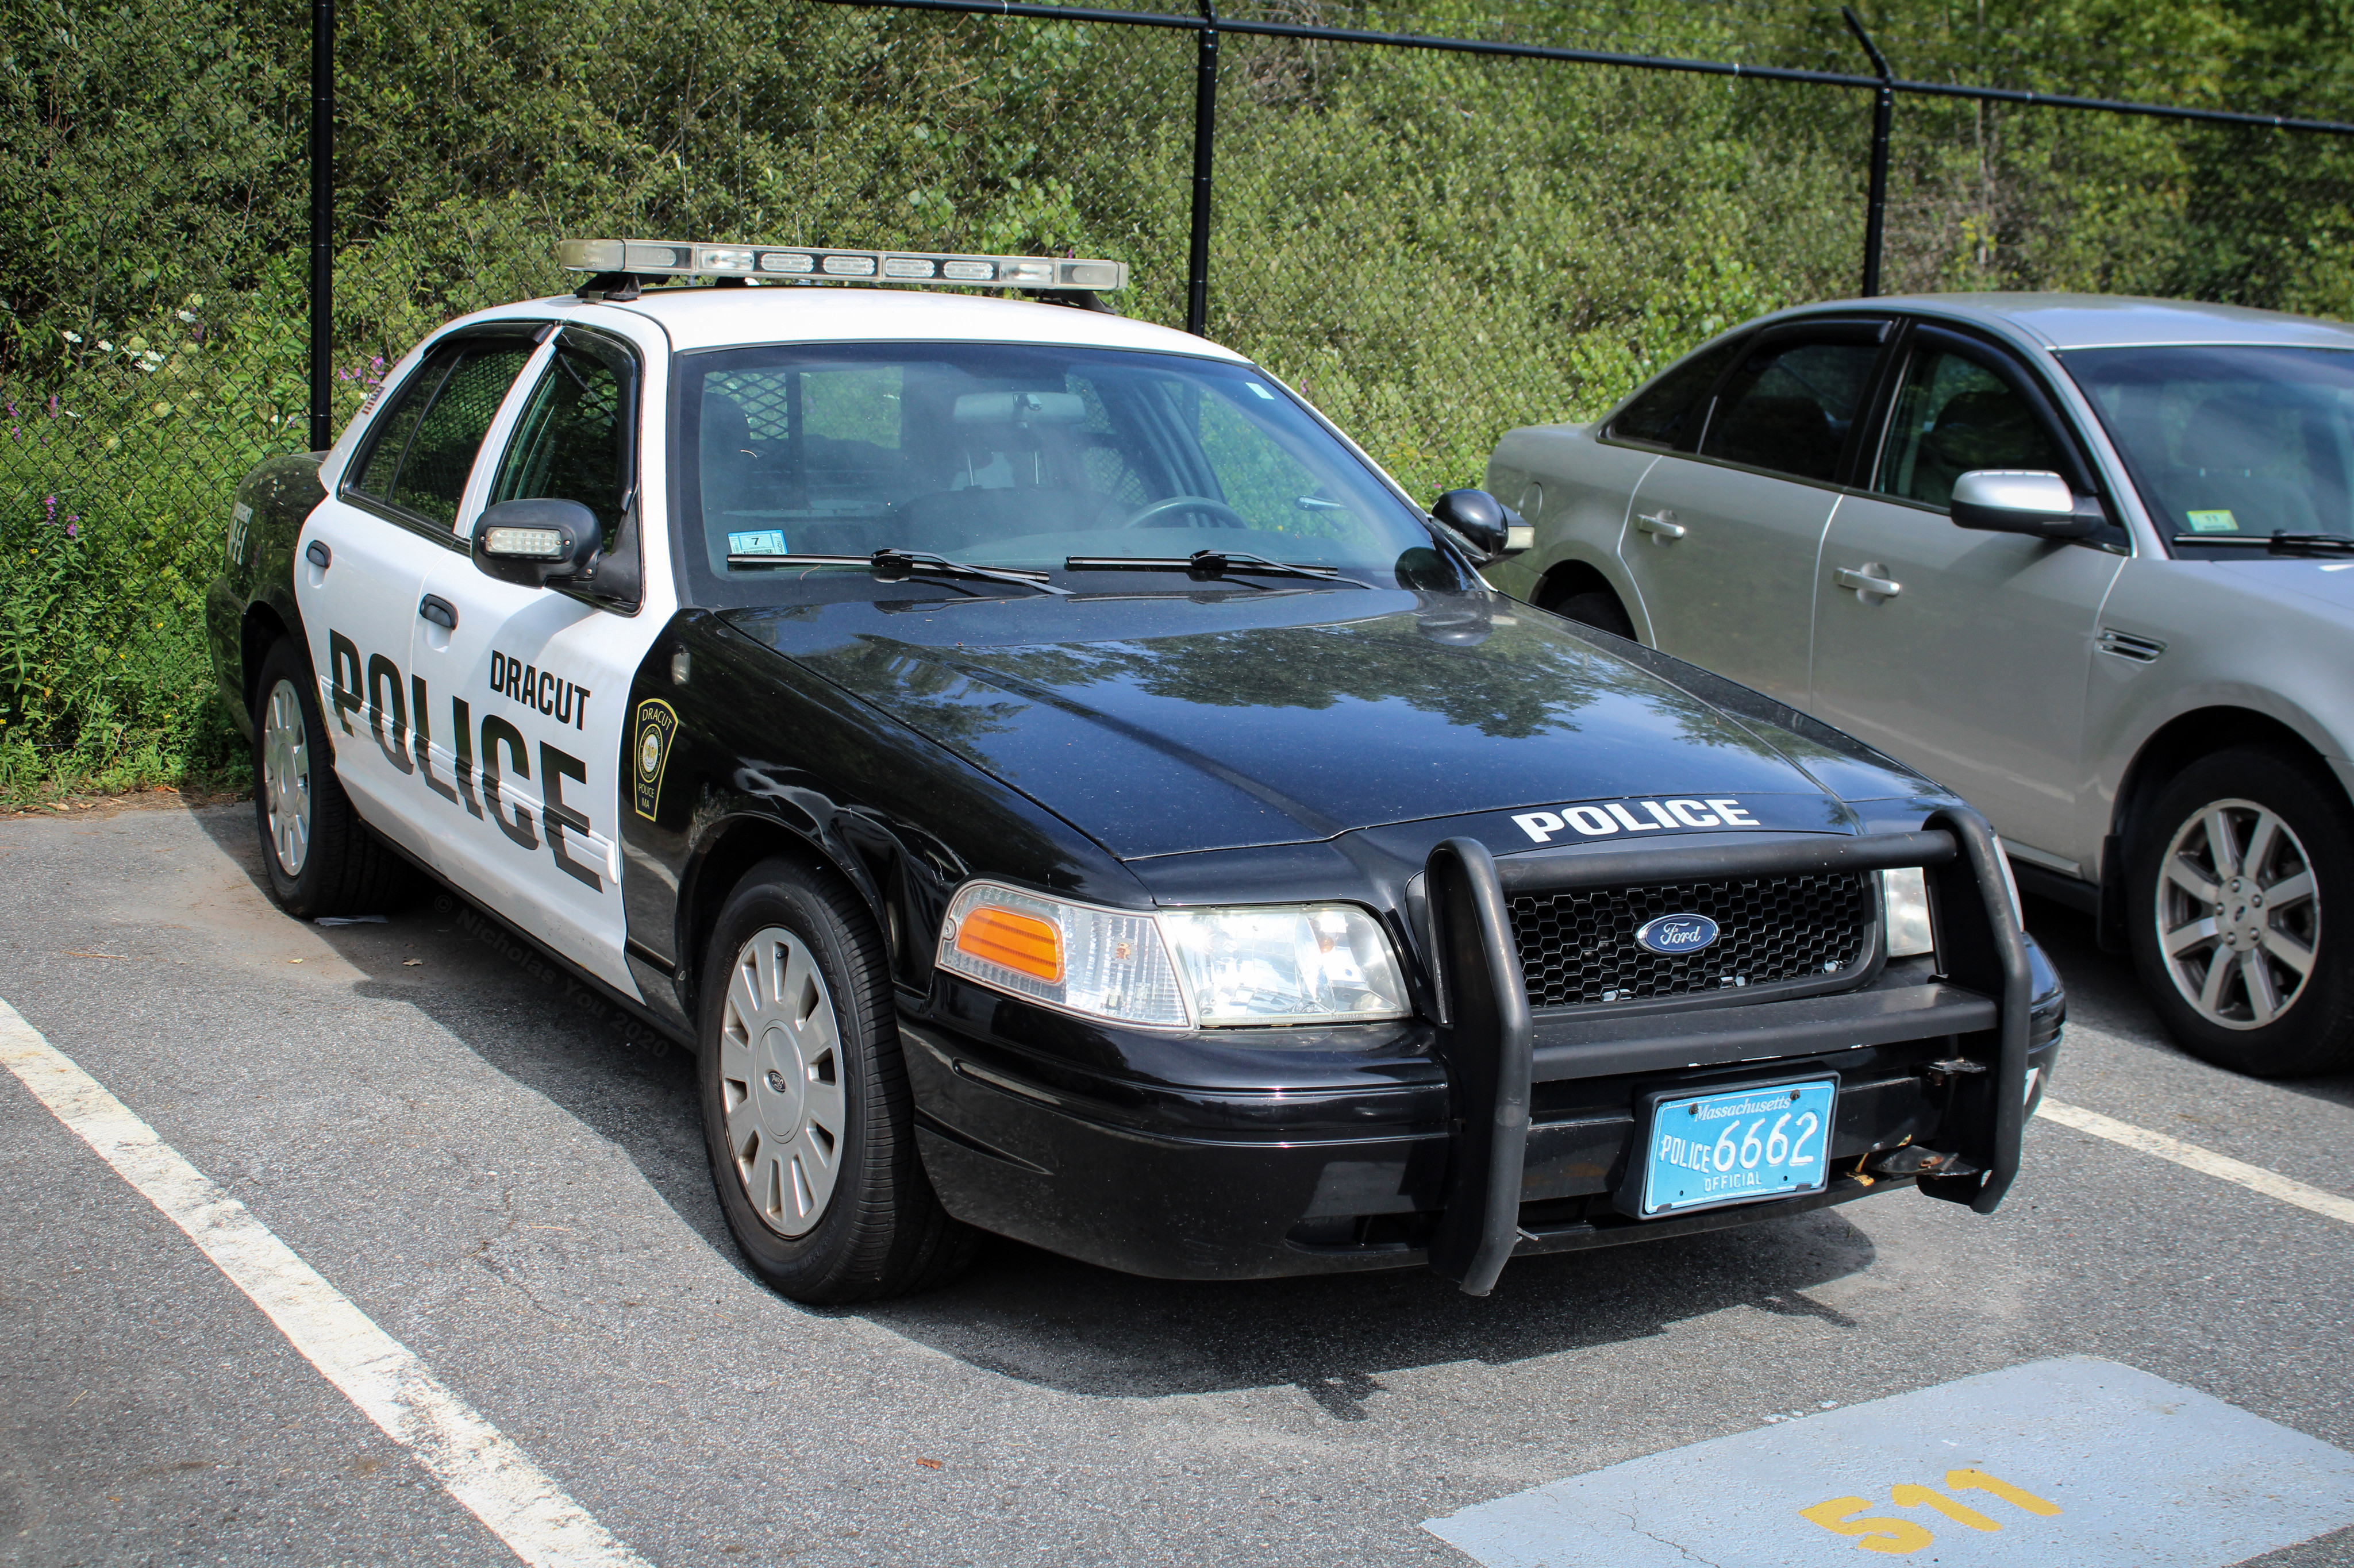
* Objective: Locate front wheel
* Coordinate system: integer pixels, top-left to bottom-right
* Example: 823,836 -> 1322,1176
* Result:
698,858 -> 978,1302
2128,747 -> 2354,1077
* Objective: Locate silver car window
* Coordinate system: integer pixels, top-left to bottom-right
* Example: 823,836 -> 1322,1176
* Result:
1877,349 -> 2068,509
1698,340 -> 1880,483
2065,344 -> 2354,539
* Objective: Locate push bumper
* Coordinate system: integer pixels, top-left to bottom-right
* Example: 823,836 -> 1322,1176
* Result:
906,810 -> 2052,1286
1428,808 -> 2034,1295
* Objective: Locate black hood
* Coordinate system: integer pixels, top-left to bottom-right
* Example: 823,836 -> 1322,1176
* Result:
723,588 -> 1937,860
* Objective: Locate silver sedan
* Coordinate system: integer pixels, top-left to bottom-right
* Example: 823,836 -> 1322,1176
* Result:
1486,294 -> 2354,1078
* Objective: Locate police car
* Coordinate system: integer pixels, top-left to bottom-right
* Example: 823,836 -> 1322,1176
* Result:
204,240 -> 2064,1303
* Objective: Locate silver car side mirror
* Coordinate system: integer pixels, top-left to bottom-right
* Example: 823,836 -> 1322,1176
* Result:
1949,469 -> 2101,541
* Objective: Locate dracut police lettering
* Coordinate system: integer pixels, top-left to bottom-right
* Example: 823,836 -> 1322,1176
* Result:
1513,797 -> 1760,844
489,649 -> 590,730
327,630 -> 606,892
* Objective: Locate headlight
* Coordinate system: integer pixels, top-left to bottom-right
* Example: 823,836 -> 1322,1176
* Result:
937,884 -> 1410,1028
1880,867 -> 1936,958
938,883 -> 1188,1027
1161,904 -> 1410,1026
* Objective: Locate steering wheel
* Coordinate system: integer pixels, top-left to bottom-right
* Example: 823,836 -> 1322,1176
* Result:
1123,494 -> 1249,529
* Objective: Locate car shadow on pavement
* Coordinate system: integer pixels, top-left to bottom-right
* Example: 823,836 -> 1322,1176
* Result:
861,1209 -> 1874,1416
187,802 -> 1879,1414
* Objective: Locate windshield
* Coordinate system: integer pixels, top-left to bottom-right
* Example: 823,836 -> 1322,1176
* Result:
672,341 -> 1452,603
2063,344 -> 2354,540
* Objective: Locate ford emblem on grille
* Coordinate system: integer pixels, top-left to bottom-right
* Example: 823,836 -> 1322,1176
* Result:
1634,912 -> 1721,955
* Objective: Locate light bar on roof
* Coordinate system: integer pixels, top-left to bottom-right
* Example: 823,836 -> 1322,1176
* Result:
557,238 -> 1126,291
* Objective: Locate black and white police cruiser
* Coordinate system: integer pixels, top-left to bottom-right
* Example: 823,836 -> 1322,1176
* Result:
205,239 -> 2064,1302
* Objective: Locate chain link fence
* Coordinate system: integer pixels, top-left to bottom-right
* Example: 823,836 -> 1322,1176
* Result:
5,0 -> 2352,798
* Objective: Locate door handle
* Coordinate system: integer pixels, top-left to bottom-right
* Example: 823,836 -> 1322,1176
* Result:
418,595 -> 458,630
1634,511 -> 1686,541
305,540 -> 331,569
1834,566 -> 1902,598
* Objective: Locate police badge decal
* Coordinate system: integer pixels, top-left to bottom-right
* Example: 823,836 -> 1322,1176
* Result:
632,699 -> 679,821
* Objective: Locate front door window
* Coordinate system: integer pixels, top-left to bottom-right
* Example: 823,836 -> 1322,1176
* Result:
1876,350 -> 2068,508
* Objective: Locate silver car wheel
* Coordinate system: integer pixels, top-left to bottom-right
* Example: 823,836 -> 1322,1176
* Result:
2155,796 -> 2320,1031
261,678 -> 313,878
718,926 -> 846,1237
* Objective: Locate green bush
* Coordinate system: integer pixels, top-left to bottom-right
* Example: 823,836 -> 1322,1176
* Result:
2,0 -> 2349,800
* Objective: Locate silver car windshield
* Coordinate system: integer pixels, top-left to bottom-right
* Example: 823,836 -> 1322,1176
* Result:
673,341 -> 1441,601
2064,344 -> 2354,540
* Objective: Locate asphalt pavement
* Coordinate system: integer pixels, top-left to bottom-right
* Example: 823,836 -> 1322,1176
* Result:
3,799 -> 2351,1567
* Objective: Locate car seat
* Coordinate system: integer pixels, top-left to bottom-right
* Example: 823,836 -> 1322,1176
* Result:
1909,388 -> 2062,509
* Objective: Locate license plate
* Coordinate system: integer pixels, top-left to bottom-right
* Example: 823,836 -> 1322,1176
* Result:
1632,1078 -> 1837,1218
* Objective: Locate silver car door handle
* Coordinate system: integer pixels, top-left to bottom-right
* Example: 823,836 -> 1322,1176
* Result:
1634,511 -> 1686,540
1835,567 -> 1902,597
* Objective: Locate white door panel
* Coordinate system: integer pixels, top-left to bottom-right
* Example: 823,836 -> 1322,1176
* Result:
406,577 -> 649,992
295,499 -> 444,866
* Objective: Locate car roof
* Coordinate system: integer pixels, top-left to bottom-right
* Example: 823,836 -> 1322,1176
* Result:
1784,291 -> 2354,353
507,283 -> 1253,360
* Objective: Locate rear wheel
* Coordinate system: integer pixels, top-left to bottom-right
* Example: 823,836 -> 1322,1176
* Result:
250,637 -> 413,918
698,857 -> 978,1302
2129,747 -> 2354,1077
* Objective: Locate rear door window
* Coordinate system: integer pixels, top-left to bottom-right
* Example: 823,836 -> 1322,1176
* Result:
1610,338 -> 1745,449
349,334 -> 536,531
1699,338 -> 1883,483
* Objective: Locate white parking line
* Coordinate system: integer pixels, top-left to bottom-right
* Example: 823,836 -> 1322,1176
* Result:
2038,1096 -> 2354,1227
0,998 -> 651,1568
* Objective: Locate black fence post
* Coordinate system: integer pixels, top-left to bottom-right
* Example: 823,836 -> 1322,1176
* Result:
1186,0 -> 1218,337
1843,6 -> 1894,299
307,0 -> 335,451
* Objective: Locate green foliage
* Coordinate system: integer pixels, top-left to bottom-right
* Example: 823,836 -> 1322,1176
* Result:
2,0 -> 2351,798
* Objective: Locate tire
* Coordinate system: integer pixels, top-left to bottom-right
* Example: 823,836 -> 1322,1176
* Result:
2128,746 -> 2354,1077
250,637 -> 415,919
1552,586 -> 1636,640
698,857 -> 979,1303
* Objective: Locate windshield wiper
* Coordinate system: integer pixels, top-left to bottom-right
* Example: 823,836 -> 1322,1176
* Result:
2172,531 -> 2354,557
1063,549 -> 1348,585
724,548 -> 1071,595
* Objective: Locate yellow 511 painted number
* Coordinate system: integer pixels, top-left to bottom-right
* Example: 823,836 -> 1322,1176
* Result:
1801,1469 -> 2062,1554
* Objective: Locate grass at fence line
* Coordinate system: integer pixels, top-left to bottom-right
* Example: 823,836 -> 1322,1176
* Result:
0,273 -> 317,806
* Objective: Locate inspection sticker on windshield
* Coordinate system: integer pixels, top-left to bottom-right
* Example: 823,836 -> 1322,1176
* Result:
1426,1357 -> 2354,1568
2184,509 -> 2241,533
727,529 -> 789,554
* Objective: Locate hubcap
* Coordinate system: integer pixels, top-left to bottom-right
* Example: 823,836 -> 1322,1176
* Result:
718,926 -> 846,1237
2155,798 -> 2320,1031
261,679 -> 312,878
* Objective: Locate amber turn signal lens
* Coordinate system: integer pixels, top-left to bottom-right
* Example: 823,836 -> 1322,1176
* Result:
955,905 -> 1064,984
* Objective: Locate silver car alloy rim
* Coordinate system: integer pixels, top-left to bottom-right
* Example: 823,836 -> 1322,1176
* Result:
261,678 -> 313,879
718,926 -> 847,1236
2155,797 -> 2320,1031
